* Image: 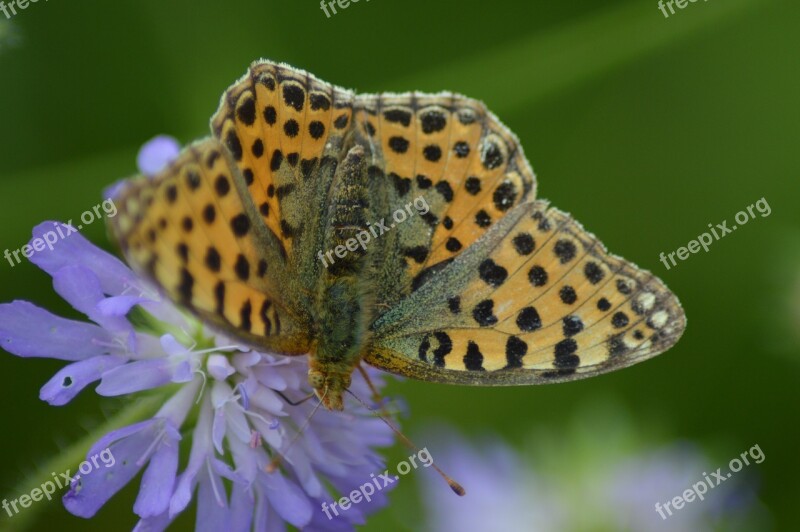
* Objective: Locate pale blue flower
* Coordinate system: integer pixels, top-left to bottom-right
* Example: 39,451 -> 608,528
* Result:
419,410 -> 769,532
0,136 -> 397,530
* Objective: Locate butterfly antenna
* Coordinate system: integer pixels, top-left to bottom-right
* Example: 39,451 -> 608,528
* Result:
346,388 -> 466,496
265,388 -> 327,473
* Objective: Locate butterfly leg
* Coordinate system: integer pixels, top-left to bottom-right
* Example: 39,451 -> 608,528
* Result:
274,390 -> 316,406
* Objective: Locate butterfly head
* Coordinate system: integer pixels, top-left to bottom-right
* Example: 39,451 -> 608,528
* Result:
308,366 -> 352,411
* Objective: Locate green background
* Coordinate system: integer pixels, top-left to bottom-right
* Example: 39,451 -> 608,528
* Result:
1,0 -> 798,530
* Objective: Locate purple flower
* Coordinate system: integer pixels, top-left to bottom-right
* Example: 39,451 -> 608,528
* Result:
104,136 -> 181,200
419,419 -> 769,532
0,138 -> 397,530
137,135 -> 181,176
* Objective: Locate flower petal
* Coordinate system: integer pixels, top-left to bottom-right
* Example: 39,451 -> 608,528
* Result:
64,422 -> 156,518
137,135 -> 180,175
170,398 -> 214,516
29,221 -> 136,296
40,355 -> 127,406
212,408 -> 226,455
252,364 -> 289,391
195,468 -> 231,532
134,429 -> 181,518
227,437 -> 261,484
259,472 -> 313,528
172,360 -> 194,383
88,419 -> 155,457
0,301 -> 116,360
155,379 -> 202,428
96,359 -> 176,396
227,482 -> 255,532
160,334 -> 187,357
207,354 -> 235,380
52,266 -> 132,332
132,512 -> 176,532
249,387 -> 286,417
97,295 -> 149,317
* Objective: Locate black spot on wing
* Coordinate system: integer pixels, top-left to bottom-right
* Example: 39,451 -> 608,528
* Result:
517,307 -> 542,332
554,240 -> 577,264
464,341 -> 485,371
421,110 -> 447,134
554,339 -> 579,368
237,97 -> 256,125
472,299 -> 498,326
384,109 -> 412,126
282,84 -> 305,111
505,336 -> 527,368
479,259 -> 507,287
562,316 -> 584,337
432,332 -> 452,367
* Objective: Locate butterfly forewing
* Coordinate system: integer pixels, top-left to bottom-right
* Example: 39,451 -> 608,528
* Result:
211,61 -> 355,274
108,138 -> 310,355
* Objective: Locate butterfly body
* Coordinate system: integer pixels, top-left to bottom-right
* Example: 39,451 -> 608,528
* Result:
312,145 -> 376,409
108,60 -> 686,411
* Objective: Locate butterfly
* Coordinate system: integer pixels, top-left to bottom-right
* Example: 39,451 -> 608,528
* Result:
108,60 -> 686,411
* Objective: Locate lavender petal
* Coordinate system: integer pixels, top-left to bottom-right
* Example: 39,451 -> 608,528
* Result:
0,301 -> 116,360
64,422 -> 157,517
137,135 -> 180,176
29,222 -> 136,296
134,429 -> 181,518
40,355 -> 127,406
96,359 -> 177,396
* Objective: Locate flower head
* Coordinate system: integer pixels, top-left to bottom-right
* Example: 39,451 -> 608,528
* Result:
0,137 -> 397,530
419,406 -> 769,532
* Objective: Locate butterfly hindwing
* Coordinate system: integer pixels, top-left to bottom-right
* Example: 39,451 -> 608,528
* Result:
366,200 -> 686,384
108,138 -> 310,355
351,92 -> 537,308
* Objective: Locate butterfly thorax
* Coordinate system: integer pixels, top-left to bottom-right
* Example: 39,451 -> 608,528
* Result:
310,145 -> 375,410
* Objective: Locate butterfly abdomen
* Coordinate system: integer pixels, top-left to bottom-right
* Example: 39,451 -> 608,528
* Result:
310,274 -> 373,409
